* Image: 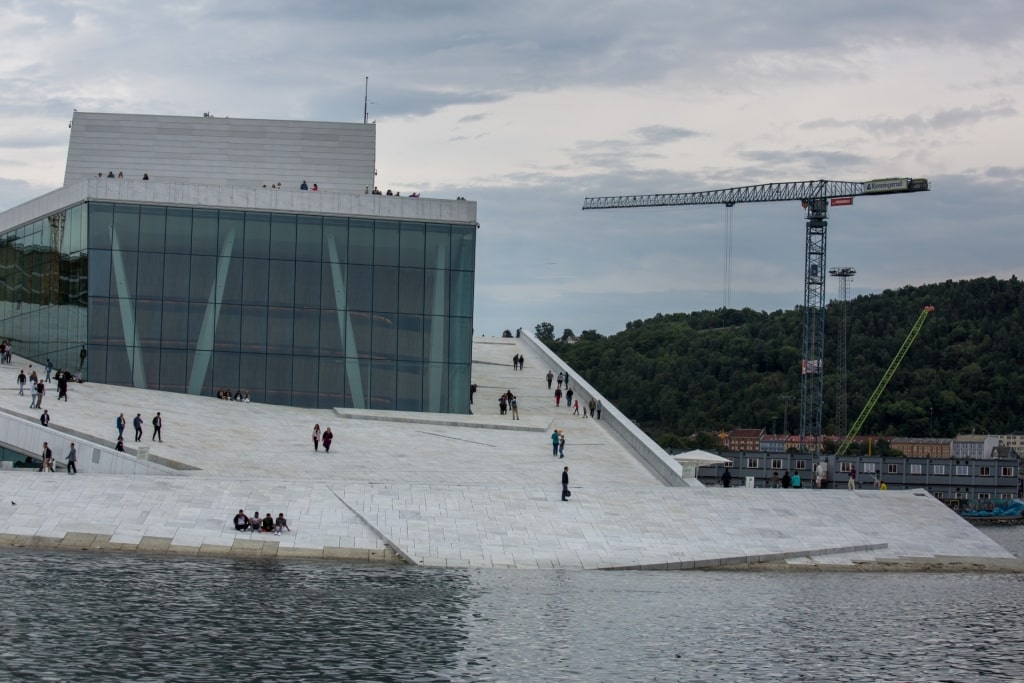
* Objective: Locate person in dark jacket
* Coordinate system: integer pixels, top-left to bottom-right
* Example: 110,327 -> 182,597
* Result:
721,468 -> 732,488
561,466 -> 571,501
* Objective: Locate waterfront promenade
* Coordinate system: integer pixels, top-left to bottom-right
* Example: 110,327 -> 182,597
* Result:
0,337 -> 1018,571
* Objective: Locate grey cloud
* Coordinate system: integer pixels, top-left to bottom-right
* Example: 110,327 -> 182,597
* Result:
737,149 -> 871,169
929,103 -> 1017,128
985,166 -> 1024,179
0,132 -> 68,150
9,1 -> 1024,123
634,125 -> 700,145
802,101 -> 1018,135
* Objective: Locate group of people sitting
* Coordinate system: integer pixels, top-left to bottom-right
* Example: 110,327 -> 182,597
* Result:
216,388 -> 250,402
233,509 -> 290,535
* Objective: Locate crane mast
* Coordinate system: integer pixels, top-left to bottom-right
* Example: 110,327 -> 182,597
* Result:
583,177 -> 929,453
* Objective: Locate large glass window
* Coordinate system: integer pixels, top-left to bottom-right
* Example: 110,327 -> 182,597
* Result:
112,204 -> 140,252
5,202 -> 475,412
139,206 -> 166,253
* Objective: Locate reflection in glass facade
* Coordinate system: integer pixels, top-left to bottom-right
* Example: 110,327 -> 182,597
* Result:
0,202 -> 475,412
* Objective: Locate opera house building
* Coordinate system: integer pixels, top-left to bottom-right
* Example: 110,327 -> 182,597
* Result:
0,113 -> 477,412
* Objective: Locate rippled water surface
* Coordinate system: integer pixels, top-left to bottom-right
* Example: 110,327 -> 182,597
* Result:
0,528 -> 1020,682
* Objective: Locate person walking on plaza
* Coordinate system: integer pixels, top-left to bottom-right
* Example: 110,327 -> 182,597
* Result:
791,471 -> 802,488
116,413 -> 126,440
510,395 -> 519,420
721,468 -> 732,488
34,380 -> 45,409
17,369 -> 26,396
546,370 -> 553,389
561,466 -> 570,501
40,442 -> 53,472
588,398 -> 596,418
57,371 -> 68,401
39,410 -> 50,427
133,413 -> 143,442
79,345 -> 87,371
847,465 -> 857,490
312,424 -> 321,451
573,399 -> 580,416
551,429 -> 560,456
564,373 -> 570,390
556,372 -> 564,390
152,412 -> 162,442
554,387 -> 562,407
595,399 -> 603,419
45,359 -> 53,383
66,443 -> 77,474
29,379 -> 38,408
322,427 -> 333,452
559,431 -> 566,458
565,388 -> 574,408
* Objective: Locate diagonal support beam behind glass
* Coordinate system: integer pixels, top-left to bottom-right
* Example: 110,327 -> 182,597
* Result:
110,230 -> 147,388
325,236 -> 365,408
187,226 -> 238,395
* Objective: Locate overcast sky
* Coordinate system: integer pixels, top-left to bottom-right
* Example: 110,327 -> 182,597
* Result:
1,0 -> 1021,335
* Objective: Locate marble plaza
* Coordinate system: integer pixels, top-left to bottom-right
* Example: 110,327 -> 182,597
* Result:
0,335 -> 1018,571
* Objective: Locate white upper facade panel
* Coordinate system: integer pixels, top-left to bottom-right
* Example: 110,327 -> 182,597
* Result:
64,112 -> 376,194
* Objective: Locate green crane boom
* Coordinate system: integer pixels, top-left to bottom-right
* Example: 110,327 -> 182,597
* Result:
835,306 -> 935,455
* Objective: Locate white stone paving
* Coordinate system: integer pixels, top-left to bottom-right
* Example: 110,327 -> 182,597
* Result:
0,337 -> 1017,570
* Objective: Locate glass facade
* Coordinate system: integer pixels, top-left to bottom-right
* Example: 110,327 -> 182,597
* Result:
0,204 -> 88,372
0,201 -> 475,412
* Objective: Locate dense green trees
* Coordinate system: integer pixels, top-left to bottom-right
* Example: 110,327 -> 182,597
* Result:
543,276 -> 1024,448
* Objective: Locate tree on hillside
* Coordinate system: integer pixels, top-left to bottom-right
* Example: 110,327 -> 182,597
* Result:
535,322 -> 555,341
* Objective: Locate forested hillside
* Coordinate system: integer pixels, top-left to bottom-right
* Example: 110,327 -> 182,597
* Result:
538,276 -> 1024,449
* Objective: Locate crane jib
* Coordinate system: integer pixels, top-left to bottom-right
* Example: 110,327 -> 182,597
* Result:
582,178 -> 929,209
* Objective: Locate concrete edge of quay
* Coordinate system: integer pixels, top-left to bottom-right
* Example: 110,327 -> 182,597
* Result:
707,556 -> 1024,573
0,532 -> 406,564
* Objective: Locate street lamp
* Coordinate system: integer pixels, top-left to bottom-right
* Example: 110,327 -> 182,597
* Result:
779,394 -> 795,435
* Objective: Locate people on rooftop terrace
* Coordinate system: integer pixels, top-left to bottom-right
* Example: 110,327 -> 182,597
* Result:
300,180 -> 309,190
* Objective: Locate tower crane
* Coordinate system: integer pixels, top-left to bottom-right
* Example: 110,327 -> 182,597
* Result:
835,305 -> 934,456
583,177 -> 930,453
